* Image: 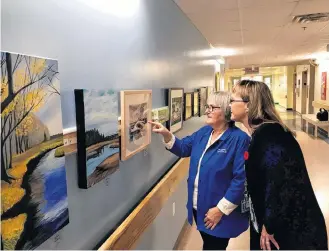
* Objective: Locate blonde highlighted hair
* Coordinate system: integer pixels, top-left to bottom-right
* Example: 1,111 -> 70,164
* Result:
233,80 -> 293,135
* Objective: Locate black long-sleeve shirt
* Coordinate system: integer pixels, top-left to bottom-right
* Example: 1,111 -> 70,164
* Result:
246,123 -> 328,250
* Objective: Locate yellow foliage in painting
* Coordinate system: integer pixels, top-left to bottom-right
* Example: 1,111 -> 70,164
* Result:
1,77 -> 8,100
7,163 -> 27,179
15,114 -> 40,137
1,187 -> 25,214
30,58 -> 46,75
1,214 -> 27,250
13,69 -> 27,91
1,63 -> 46,119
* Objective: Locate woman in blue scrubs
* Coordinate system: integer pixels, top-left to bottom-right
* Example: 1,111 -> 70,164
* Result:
149,91 -> 250,250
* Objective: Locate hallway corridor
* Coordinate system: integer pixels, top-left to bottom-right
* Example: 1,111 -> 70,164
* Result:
177,109 -> 329,250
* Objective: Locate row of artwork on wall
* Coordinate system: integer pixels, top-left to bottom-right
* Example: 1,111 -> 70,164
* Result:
0,51 -> 214,250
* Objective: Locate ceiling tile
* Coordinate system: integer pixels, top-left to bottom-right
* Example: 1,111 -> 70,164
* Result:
175,0 -> 329,68
175,0 -> 239,13
292,0 -> 329,15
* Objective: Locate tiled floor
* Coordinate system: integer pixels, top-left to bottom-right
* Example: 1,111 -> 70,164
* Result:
177,108 -> 329,250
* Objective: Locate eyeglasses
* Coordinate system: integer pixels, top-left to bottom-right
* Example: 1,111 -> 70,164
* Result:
230,99 -> 249,103
204,104 -> 221,112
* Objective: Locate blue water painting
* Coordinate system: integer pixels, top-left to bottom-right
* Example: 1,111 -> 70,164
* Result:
75,89 -> 120,188
87,146 -> 119,176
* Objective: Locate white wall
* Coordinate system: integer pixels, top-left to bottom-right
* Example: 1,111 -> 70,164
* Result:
314,60 -> 329,103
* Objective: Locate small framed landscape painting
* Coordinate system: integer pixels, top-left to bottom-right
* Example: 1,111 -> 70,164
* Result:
184,92 -> 193,121
120,90 -> 152,161
152,106 -> 169,124
207,86 -> 213,99
198,87 -> 207,117
75,89 -> 120,189
167,88 -> 184,133
193,91 -> 199,116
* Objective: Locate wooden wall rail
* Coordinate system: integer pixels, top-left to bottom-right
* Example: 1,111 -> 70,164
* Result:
98,157 -> 190,250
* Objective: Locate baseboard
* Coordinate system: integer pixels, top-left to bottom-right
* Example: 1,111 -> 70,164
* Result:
173,219 -> 191,250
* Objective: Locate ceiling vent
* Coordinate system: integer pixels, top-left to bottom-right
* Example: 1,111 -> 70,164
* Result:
292,12 -> 329,23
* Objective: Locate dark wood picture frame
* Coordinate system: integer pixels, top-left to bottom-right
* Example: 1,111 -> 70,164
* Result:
197,87 -> 207,117
166,88 -> 184,133
184,92 -> 193,121
193,91 -> 199,117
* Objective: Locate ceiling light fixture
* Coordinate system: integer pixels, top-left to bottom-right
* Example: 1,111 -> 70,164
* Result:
292,12 -> 329,24
189,48 -> 236,58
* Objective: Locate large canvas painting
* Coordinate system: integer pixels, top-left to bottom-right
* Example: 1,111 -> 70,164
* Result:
198,87 -> 207,116
184,92 -> 193,121
167,88 -> 184,133
1,52 -> 69,250
193,92 -> 199,116
75,89 -> 119,188
120,90 -> 152,161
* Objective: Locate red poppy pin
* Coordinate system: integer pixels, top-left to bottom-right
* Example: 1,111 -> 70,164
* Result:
244,151 -> 249,160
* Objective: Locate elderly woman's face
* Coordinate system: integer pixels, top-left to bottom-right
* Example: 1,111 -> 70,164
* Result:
205,98 -> 226,127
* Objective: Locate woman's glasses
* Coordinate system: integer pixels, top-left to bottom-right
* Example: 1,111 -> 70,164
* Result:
204,104 -> 220,112
230,98 -> 249,103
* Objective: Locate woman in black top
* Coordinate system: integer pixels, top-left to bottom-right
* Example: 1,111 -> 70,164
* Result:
230,80 -> 328,250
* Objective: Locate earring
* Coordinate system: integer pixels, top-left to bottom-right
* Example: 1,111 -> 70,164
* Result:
246,108 -> 249,113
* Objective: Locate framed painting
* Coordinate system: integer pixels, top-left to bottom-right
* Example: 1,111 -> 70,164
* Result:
167,88 -> 184,133
198,87 -> 207,117
184,92 -> 193,121
120,90 -> 152,161
193,91 -> 199,117
215,72 -> 220,92
207,86 -> 213,100
1,52 -> 69,250
75,89 -> 120,189
152,106 -> 169,124
321,72 -> 327,100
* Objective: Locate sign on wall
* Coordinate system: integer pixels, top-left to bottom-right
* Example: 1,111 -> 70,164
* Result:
244,67 -> 259,74
321,72 -> 327,100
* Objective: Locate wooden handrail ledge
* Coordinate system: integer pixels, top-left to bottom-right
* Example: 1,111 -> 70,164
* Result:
98,157 -> 190,250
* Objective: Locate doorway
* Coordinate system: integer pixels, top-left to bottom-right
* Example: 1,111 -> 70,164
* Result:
301,70 -> 308,114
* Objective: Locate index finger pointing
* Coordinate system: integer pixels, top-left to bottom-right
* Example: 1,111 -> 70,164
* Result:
148,121 -> 160,126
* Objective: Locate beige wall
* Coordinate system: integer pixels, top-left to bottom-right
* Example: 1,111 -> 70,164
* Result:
272,73 -> 288,108
286,66 -> 295,109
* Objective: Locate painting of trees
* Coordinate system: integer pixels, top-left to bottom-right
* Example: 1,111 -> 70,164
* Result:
1,52 -> 59,183
1,52 -> 69,250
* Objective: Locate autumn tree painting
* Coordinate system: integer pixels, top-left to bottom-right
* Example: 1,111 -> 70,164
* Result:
1,52 -> 69,250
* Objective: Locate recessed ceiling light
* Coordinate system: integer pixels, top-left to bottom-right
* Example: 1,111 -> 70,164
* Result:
292,12 -> 329,23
